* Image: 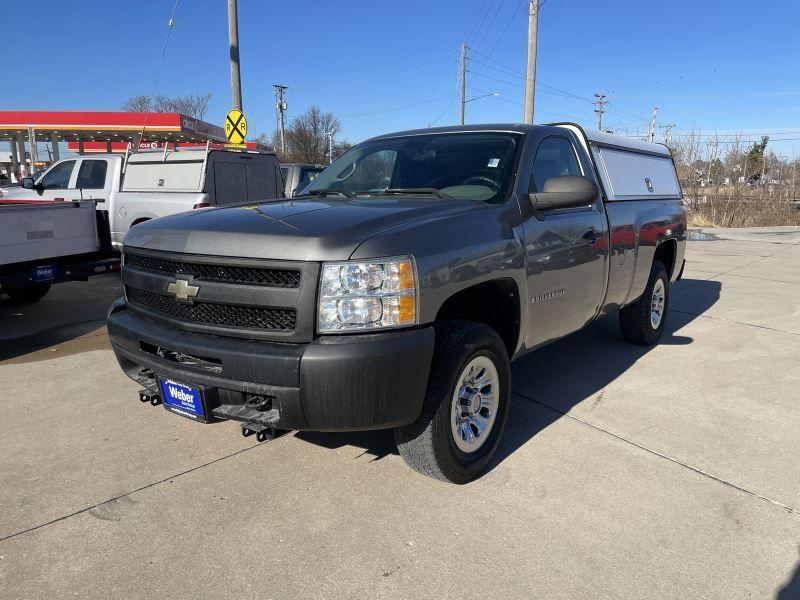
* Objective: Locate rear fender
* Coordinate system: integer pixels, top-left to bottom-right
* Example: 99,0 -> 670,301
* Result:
624,205 -> 685,305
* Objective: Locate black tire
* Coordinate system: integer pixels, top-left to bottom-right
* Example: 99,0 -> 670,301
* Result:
8,284 -> 51,303
619,260 -> 669,345
394,320 -> 511,484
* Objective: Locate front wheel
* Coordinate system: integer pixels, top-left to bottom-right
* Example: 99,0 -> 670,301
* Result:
619,260 -> 669,345
394,321 -> 511,484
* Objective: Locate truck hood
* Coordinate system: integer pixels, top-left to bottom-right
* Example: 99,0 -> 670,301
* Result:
123,197 -> 483,261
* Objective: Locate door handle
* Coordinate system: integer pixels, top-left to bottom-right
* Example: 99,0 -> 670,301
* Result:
582,228 -> 597,242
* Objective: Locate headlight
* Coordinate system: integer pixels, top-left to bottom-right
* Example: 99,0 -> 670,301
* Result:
318,257 -> 417,332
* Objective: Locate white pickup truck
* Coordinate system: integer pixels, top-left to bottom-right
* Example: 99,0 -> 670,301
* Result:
2,147 -> 284,251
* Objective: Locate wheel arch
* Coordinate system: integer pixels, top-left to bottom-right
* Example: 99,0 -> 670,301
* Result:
130,216 -> 152,227
434,277 -> 521,357
654,238 -> 677,278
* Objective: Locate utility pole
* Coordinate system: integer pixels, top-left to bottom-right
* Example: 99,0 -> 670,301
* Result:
227,0 -> 243,111
647,107 -> 658,143
460,44 -> 467,125
659,123 -> 676,146
273,84 -> 288,154
593,94 -> 607,130
523,0 -> 539,124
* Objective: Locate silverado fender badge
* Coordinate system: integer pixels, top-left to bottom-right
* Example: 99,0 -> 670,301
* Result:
645,177 -> 654,192
166,278 -> 200,302
531,289 -> 566,303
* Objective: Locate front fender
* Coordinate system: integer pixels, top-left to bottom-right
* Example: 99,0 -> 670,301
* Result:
350,202 -> 527,337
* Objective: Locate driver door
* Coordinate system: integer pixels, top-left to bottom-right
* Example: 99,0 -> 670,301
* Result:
521,134 -> 608,348
31,159 -> 78,201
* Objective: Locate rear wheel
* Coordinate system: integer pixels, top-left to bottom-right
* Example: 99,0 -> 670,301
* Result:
8,284 -> 51,303
394,321 -> 511,484
619,261 -> 669,345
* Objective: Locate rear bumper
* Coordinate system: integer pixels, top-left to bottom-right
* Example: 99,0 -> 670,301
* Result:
107,300 -> 435,431
0,253 -> 120,292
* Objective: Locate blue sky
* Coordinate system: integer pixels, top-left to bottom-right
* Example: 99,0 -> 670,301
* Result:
4,0 -> 800,155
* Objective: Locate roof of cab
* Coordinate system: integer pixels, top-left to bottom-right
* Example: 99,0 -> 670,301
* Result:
368,122 -> 671,157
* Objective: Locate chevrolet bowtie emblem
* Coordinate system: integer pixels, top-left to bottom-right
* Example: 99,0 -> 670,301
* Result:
166,278 -> 200,302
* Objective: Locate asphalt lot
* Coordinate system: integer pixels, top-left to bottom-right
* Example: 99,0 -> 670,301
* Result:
1,227 -> 799,599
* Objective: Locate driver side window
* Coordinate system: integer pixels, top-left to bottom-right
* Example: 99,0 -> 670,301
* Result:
531,137 -> 581,192
40,160 -> 76,189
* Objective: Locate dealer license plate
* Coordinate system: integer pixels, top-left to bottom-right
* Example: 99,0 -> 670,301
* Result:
159,379 -> 205,420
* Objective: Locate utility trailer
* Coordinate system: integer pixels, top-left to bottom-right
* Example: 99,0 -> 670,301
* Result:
0,199 -> 119,302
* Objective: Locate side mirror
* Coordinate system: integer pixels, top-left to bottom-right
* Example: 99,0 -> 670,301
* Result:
22,177 -> 35,189
529,175 -> 598,212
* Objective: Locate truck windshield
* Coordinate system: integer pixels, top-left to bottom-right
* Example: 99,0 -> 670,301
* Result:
302,132 -> 521,203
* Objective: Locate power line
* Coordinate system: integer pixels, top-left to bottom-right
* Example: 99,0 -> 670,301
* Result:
469,70 -> 524,88
468,49 -> 597,104
468,47 -> 526,76
339,93 -> 454,119
286,50 -> 456,89
474,0 -> 507,53
468,71 -> 594,105
476,0 -> 526,69
606,101 -> 650,123
430,94 -> 459,126
668,130 -> 800,138
139,0 -> 181,141
467,0 -> 496,47
466,86 -> 596,124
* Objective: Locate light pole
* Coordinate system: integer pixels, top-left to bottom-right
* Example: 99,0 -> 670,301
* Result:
326,130 -> 334,165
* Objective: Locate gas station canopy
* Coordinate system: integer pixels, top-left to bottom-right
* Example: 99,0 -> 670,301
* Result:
0,110 -> 228,146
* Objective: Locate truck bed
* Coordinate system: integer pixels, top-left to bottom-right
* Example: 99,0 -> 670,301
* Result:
0,200 -> 100,266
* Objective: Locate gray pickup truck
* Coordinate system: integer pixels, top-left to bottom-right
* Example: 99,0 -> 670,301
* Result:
107,123 -> 686,483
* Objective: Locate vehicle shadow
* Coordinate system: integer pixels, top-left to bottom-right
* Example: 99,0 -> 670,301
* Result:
776,554 -> 800,599
295,279 -> 722,475
0,274 -> 121,363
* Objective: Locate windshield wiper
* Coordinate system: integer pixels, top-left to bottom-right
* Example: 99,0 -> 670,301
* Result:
381,188 -> 452,199
301,189 -> 354,199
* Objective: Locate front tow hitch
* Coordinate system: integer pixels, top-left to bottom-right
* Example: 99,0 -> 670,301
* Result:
139,389 -> 162,406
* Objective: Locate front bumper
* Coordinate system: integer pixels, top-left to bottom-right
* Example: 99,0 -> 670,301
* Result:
107,300 -> 435,431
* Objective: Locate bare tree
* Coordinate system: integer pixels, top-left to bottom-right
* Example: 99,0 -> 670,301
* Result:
278,106 -> 345,164
670,130 -> 800,227
122,93 -> 212,120
121,95 -> 153,112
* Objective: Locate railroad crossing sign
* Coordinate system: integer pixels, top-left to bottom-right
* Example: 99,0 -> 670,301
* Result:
224,109 -> 247,144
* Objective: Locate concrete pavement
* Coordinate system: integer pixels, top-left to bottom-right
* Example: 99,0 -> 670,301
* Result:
1,227 -> 799,599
